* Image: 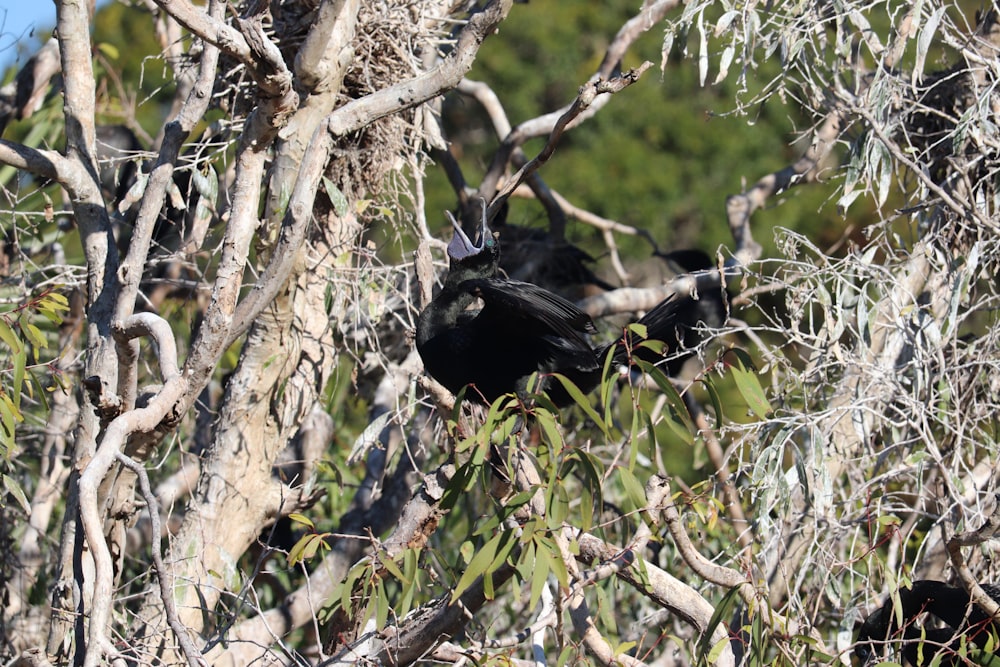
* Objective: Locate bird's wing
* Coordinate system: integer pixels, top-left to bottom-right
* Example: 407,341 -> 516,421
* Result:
462,277 -> 598,344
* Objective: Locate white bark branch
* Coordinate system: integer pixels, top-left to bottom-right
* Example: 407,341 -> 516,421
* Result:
77,313 -> 187,666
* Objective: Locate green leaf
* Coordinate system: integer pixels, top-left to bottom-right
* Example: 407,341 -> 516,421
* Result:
529,541 -> 550,609
728,350 -> 772,419
288,533 -> 320,566
698,585 -> 744,662
706,636 -> 730,664
11,347 -> 25,410
398,550 -> 419,618
634,359 -> 695,438
379,552 -> 407,584
0,318 -> 23,355
701,374 -> 725,423
548,482 -> 569,526
549,373 -> 609,439
536,535 -> 568,588
580,485 -> 594,531
569,449 -> 603,531
322,177 -> 349,217
41,291 -> 69,309
27,370 -> 50,413
459,540 -> 475,565
534,406 -> 563,453
515,538 -> 536,582
619,467 -> 647,512
3,474 -> 30,513
0,392 -> 23,438
487,530 -> 517,572
556,645 -> 575,667
22,322 -> 47,350
452,531 -> 503,602
342,561 -> 368,615
504,489 -> 537,512
375,579 -> 389,629
440,461 -> 476,511
595,579 -> 617,632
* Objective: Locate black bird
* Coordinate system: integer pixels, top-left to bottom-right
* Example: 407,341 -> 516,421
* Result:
416,207 -> 714,407
855,580 -> 1000,666
490,201 -> 614,298
649,248 -> 730,377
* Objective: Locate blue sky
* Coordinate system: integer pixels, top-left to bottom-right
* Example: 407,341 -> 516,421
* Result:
0,3 -> 55,70
0,1 -> 113,71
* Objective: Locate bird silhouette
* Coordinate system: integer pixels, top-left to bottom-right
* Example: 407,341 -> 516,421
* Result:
647,248 -> 729,377
416,205 -> 722,406
489,200 -> 614,298
855,580 -> 1000,666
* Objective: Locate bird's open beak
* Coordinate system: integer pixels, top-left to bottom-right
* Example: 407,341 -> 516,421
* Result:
446,202 -> 491,260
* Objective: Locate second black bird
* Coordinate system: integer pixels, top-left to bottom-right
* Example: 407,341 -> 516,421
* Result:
855,579 -> 1000,666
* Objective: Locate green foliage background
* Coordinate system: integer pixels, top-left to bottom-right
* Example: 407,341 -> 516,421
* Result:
9,2 -> 985,664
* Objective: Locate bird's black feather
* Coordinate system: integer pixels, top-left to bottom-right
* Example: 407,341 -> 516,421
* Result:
855,580 -> 1000,666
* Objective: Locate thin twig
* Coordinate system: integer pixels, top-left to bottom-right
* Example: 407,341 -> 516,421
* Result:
116,452 -> 207,667
490,64 -> 653,223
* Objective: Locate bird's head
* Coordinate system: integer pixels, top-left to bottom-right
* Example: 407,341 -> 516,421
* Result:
446,201 -> 499,268
853,597 -> 895,664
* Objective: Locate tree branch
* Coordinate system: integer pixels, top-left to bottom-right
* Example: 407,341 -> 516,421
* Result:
488,64 -> 653,222
115,0 -> 225,323
725,110 -> 842,266
114,452 -> 205,667
78,313 -> 188,667
661,477 -> 829,654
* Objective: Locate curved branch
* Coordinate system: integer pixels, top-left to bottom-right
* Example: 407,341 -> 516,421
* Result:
948,501 -> 1000,621
0,140 -> 64,182
661,477 -> 830,654
577,269 -> 723,319
78,313 -> 188,667
487,64 -> 653,222
149,0 -> 253,72
325,1 -> 515,137
725,110 -> 842,266
113,313 -> 181,383
575,533 -> 734,666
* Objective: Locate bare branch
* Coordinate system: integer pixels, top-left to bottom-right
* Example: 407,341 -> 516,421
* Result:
478,0 -> 678,203
77,313 -> 189,666
725,110 -> 842,266
148,0 -> 255,74
577,269 -> 721,319
325,0 -> 516,137
115,0 -> 225,323
948,500 -> 1000,621
229,0 -> 515,341
661,477 -> 830,654
488,64 -> 653,222
0,140 -> 65,182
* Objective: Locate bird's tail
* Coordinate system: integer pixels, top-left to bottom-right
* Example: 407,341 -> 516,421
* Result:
616,287 -> 729,377
608,294 -> 685,368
